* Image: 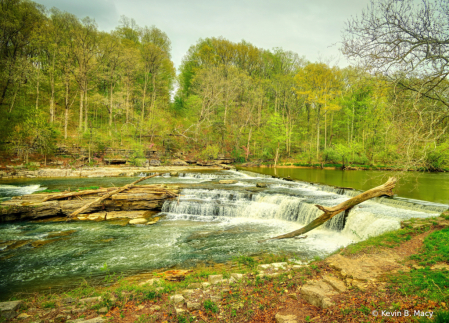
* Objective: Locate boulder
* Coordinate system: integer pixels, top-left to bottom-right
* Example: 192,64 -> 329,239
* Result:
256,183 -> 267,188
149,159 -> 161,166
139,278 -> 163,286
208,274 -> 224,285
170,294 -> 185,304
275,313 -> 298,323
182,289 -> 194,298
170,172 -> 179,177
186,302 -> 201,311
79,296 -> 101,304
219,180 -> 237,184
323,275 -> 347,293
300,281 -> 337,308
0,300 -> 22,319
188,283 -> 202,289
171,159 -> 188,166
68,317 -> 105,323
230,273 -> 243,281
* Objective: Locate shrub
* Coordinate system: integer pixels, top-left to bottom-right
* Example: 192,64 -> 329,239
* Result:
200,144 -> 219,160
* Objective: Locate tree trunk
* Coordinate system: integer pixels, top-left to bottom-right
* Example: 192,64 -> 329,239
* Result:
274,142 -> 280,167
84,88 -> 88,132
316,104 -> 320,159
35,67 -> 40,110
150,73 -> 156,120
109,82 -> 113,132
79,89 -> 84,130
259,177 -> 397,242
64,81 -> 69,139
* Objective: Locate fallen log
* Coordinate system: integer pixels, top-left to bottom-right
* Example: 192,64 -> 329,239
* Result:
43,188 -> 114,201
259,177 -> 397,242
68,173 -> 160,220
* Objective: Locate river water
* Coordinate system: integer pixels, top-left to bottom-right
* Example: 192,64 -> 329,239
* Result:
0,169 -> 447,300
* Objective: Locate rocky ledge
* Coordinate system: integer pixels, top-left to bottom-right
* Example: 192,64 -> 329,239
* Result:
0,165 -> 233,180
0,184 -> 179,222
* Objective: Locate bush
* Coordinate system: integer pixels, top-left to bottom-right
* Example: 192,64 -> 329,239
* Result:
425,143 -> 449,171
200,144 -> 219,160
322,148 -> 342,163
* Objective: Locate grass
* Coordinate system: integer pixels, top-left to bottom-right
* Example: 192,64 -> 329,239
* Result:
388,268 -> 449,302
410,227 -> 449,265
341,226 -> 425,255
203,299 -> 219,313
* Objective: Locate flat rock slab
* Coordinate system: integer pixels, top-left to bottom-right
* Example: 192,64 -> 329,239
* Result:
0,300 -> 22,319
79,296 -> 101,304
258,262 -> 288,271
326,253 -> 409,287
208,274 -> 223,284
129,218 -> 148,225
300,280 -> 338,308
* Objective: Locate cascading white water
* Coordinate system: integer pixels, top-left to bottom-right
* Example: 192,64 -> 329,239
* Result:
162,182 -> 444,240
0,184 -> 44,201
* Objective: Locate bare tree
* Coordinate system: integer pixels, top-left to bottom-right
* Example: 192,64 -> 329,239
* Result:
342,0 -> 449,110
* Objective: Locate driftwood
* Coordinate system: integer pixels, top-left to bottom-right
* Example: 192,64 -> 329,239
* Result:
43,188 -> 114,201
68,173 -> 160,219
259,177 -> 397,242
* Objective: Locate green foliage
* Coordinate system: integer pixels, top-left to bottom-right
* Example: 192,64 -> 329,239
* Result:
8,111 -> 58,163
419,310 -> 449,323
42,301 -> 56,308
322,148 -> 342,163
233,255 -> 257,269
203,299 -> 219,313
425,143 -> 449,171
389,268 -> 449,302
200,144 -> 219,160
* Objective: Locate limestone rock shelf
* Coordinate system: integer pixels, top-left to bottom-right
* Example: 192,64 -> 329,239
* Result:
0,184 -> 179,222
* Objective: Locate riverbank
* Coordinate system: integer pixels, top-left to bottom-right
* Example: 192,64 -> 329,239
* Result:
238,162 -> 449,172
2,212 -> 448,322
0,165 -> 231,180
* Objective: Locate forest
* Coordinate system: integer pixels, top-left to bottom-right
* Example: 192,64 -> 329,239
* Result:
1,0 -> 448,170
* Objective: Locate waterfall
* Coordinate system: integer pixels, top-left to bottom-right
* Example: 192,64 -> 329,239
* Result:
162,185 -> 445,239
162,189 -> 347,231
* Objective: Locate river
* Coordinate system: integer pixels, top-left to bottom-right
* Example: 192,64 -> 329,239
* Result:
0,169 -> 447,300
242,167 -> 449,204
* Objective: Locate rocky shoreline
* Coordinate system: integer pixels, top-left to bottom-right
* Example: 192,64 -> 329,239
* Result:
0,165 -> 233,180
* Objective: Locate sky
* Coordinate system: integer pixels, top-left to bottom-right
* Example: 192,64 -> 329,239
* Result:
34,0 -> 371,71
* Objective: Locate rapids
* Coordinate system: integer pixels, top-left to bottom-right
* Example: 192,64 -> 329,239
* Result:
0,170 -> 447,300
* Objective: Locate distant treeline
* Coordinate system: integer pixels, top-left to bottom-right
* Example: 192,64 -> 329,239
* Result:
1,0 -> 448,170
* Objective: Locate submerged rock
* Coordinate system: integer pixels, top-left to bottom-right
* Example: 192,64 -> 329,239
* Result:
31,238 -> 67,248
6,240 -> 31,250
219,180 -> 237,184
129,218 -> 148,225
47,230 -> 76,238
